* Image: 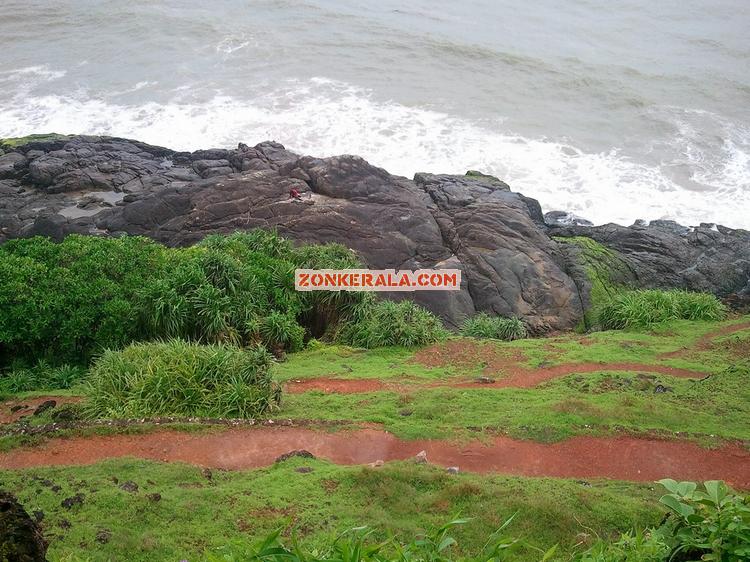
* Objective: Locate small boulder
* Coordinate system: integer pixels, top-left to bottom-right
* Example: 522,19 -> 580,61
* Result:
119,481 -> 138,493
32,400 -> 56,416
61,493 -> 85,509
446,466 -> 460,474
414,450 -> 428,464
368,460 -> 384,468
146,493 -> 162,502
95,528 -> 112,544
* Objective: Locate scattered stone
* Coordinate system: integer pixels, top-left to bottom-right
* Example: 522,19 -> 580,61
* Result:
475,376 -> 496,384
295,467 -> 314,474
145,493 -> 161,502
398,409 -> 413,416
0,491 -> 48,561
368,460 -> 385,468
95,529 -> 112,544
60,493 -> 85,509
414,450 -> 428,464
446,466 -> 460,474
201,468 -> 213,481
119,481 -> 138,493
654,384 -> 672,393
576,480 -> 592,487
274,450 -> 315,463
32,400 -> 56,416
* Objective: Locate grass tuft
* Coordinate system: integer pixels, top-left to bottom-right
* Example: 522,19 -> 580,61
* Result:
460,313 -> 527,341
83,339 -> 278,419
598,289 -> 726,330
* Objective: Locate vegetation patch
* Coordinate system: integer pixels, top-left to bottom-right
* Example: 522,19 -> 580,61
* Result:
84,340 -> 278,419
460,313 -> 527,341
598,290 -> 727,330
553,236 -> 633,330
0,133 -> 72,149
336,300 -> 448,348
0,459 -> 663,562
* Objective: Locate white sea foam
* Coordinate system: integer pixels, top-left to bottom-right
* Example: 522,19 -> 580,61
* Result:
2,77 -> 748,229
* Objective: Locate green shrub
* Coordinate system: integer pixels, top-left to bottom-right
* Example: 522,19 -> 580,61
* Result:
597,289 -> 727,330
460,313 -> 527,341
0,361 -> 86,393
578,480 -> 750,561
336,299 -> 448,348
139,231 -> 367,352
84,340 -> 279,419
0,235 -> 170,365
0,230 -> 369,367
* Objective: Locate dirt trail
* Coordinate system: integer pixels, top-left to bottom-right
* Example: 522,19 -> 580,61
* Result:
1,427 -> 748,488
0,396 -> 82,424
287,322 -> 750,395
659,321 -> 750,359
285,363 -> 707,394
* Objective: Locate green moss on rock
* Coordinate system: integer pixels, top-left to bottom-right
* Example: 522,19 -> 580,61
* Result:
554,235 -> 634,330
0,133 -> 71,150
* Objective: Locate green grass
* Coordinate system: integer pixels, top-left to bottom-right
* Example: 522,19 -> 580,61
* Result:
277,318 -> 748,383
273,317 -> 750,442
0,458 -> 663,562
279,366 -> 750,442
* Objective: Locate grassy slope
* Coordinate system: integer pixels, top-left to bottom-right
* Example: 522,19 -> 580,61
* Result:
277,320 -> 750,442
0,458 -> 662,562
1,318 -> 748,560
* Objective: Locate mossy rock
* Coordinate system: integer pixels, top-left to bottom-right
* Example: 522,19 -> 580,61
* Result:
0,133 -> 71,151
554,236 -> 635,331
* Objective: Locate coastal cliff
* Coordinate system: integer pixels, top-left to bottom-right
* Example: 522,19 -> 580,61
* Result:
1,135 -> 748,331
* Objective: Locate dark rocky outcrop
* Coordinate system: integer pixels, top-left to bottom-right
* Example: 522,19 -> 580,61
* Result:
0,491 -> 48,562
1,135 -> 748,330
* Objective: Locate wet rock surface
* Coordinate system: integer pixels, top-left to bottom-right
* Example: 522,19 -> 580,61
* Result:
2,135 -> 748,330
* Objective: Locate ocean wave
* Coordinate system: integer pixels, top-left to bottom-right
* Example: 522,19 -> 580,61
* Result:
1,78 -> 748,229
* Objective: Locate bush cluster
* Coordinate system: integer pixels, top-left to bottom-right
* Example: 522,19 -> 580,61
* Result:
0,235 -> 170,365
335,299 -> 448,348
84,339 -> 278,419
0,231 -> 370,367
597,289 -> 727,330
460,313 -> 527,341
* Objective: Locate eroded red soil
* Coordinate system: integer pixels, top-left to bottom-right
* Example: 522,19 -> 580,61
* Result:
659,321 -> 750,359
284,363 -> 707,394
1,427 -> 748,488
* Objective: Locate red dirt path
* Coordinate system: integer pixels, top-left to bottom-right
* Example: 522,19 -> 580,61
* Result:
659,321 -> 750,359
1,427 -> 748,488
284,363 -> 707,394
